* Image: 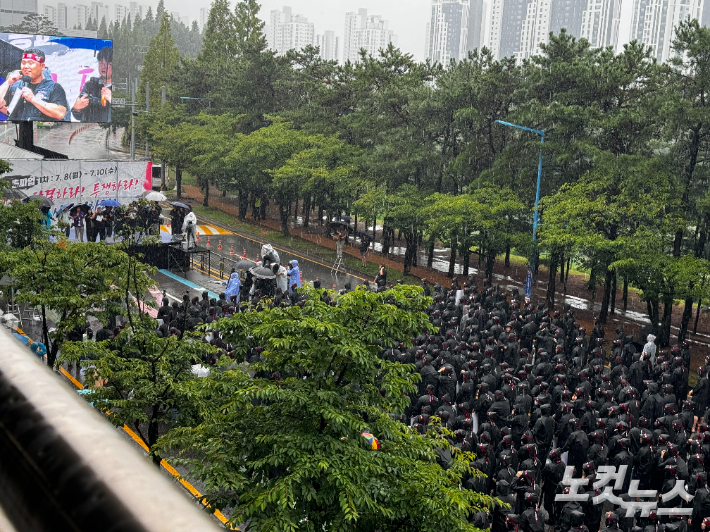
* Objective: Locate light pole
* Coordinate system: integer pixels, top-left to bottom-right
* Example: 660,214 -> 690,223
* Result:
495,119 -> 544,300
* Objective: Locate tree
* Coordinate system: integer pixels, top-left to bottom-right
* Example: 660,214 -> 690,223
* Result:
5,241 -> 154,367
0,199 -> 45,252
1,13 -> 62,35
97,16 -> 108,39
138,13 -> 180,111
160,285 -> 495,530
539,153 -> 673,331
663,19 -> 710,340
61,324 -> 216,466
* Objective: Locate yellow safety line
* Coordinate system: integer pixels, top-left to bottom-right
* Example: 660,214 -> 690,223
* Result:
15,333 -> 236,529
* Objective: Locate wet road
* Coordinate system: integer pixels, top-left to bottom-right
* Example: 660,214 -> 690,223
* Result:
1,122 -> 138,161
153,215 -> 366,303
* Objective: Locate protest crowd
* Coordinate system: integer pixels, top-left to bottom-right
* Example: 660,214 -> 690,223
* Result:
80,258 -> 710,532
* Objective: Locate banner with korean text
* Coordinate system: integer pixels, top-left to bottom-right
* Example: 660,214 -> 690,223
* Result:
0,160 -> 152,208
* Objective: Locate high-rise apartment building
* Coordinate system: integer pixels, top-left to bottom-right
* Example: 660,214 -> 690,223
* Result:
89,1 -> 108,25
630,0 -> 700,61
267,7 -> 315,56
114,4 -> 127,23
43,3 -> 56,26
550,0 -> 587,35
0,0 -> 37,26
427,0 -> 471,64
516,0 -> 552,60
579,0 -> 621,47
199,7 -> 208,29
343,8 -> 397,63
316,30 -> 340,61
468,0 -> 486,52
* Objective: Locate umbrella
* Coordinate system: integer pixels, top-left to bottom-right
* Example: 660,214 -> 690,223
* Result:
356,230 -> 372,242
249,266 -> 276,280
58,203 -> 74,212
143,191 -> 166,202
234,259 -> 256,270
171,201 -> 190,209
100,199 -> 121,207
38,198 -> 53,208
70,204 -> 89,216
361,432 -> 380,450
3,188 -> 27,200
340,215 -> 352,223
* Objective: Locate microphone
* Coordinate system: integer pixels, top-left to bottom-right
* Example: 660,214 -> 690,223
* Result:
6,75 -> 31,117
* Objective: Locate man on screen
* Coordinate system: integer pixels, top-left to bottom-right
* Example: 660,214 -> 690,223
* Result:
71,46 -> 112,123
0,48 -> 68,121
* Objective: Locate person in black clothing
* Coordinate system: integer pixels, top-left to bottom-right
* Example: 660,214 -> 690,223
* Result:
71,46 -> 112,122
0,48 -> 68,121
85,207 -> 96,242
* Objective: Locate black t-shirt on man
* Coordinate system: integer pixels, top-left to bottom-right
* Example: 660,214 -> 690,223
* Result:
6,78 -> 68,121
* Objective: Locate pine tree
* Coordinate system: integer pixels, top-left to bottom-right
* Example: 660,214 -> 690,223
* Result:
98,16 -> 108,38
234,0 -> 265,53
199,0 -> 237,63
138,12 -> 180,109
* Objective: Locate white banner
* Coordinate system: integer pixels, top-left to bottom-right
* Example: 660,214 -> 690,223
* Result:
1,160 -> 152,210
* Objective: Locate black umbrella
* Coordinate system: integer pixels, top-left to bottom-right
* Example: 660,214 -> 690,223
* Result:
234,259 -> 256,270
356,230 -> 372,242
39,198 -> 54,208
69,204 -> 89,216
3,188 -> 27,200
249,266 -> 276,280
340,215 -> 352,223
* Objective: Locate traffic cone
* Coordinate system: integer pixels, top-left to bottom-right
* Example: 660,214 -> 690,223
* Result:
196,232 -> 200,242
243,249 -> 246,259
256,253 -> 260,263
332,283 -> 336,290
300,271 -> 303,285
207,236 -> 211,246
230,243 -> 234,254
218,240 -> 222,250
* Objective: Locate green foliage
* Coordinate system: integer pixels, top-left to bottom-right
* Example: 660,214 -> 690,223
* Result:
138,13 -> 180,110
61,324 -> 216,462
159,286 -> 495,530
5,241 -> 154,367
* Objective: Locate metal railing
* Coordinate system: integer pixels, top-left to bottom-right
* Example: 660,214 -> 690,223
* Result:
0,326 -> 224,532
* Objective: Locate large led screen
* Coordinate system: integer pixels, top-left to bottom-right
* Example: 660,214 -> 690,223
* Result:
0,33 -> 113,123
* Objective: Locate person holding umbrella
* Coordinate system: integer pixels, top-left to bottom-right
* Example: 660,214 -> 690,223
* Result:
71,206 -> 85,242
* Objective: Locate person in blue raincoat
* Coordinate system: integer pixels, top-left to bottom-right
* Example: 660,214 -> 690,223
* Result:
224,271 -> 241,304
287,260 -> 301,292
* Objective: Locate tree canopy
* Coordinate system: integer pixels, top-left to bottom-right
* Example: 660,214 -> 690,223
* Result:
160,285 -> 495,530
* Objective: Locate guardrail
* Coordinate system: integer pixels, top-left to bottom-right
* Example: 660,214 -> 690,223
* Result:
0,326 -> 224,532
